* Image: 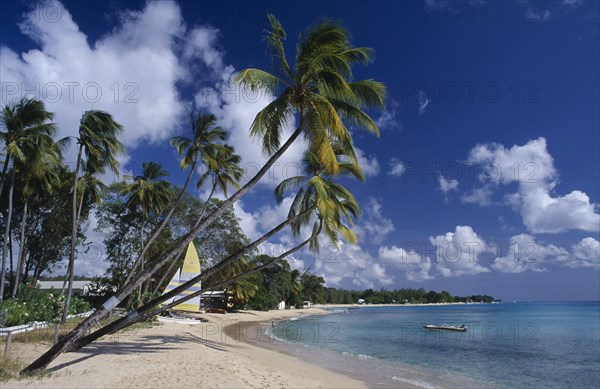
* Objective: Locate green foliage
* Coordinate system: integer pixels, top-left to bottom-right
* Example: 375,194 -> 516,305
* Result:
245,257 -> 297,311
300,273 -> 326,303
240,256 -> 326,311
0,284 -> 89,327
0,165 -> 78,282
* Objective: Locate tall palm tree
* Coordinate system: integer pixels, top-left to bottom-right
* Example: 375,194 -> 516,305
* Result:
64,110 -> 124,321
125,13 -> 383,303
0,98 -> 55,194
123,111 -> 229,287
121,161 -> 172,297
0,98 -> 55,301
22,15 -> 385,372
151,145 -> 243,298
12,140 -> 62,297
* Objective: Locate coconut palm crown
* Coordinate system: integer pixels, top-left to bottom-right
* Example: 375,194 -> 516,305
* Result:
235,14 -> 386,175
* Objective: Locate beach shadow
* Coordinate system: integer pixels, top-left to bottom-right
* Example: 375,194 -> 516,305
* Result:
75,334 -> 194,357
185,332 -> 230,352
47,333 -> 228,373
49,353 -> 96,372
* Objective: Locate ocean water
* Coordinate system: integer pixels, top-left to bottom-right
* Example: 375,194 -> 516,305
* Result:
270,302 -> 600,388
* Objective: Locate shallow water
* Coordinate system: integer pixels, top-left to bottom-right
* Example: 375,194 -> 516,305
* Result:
270,302 -> 600,388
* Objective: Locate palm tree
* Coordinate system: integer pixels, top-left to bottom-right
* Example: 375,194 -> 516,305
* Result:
212,257 -> 259,308
64,110 -> 124,321
126,13 -> 383,303
235,14 -> 385,174
22,15 -> 385,372
0,98 -> 55,301
287,269 -> 303,307
69,147 -> 364,349
0,98 -> 55,194
275,148 -> 363,251
120,161 -> 172,298
123,111 -> 229,287
194,144 -> 244,225
76,168 -> 106,221
151,145 -> 243,298
12,140 -> 62,297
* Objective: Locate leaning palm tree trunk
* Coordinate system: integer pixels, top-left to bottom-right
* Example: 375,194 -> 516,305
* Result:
21,124 -> 304,374
0,169 -> 16,301
11,198 -> 28,297
70,224 -> 319,351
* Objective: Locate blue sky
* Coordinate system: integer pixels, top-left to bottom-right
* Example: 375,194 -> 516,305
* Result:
1,0 -> 598,301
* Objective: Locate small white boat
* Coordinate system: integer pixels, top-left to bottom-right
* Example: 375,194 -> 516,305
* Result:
157,313 -> 207,324
423,324 -> 467,332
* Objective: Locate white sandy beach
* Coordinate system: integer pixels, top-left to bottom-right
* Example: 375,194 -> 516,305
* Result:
3,308 -> 373,389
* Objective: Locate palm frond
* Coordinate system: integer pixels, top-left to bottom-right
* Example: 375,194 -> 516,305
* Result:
234,68 -> 283,94
264,14 -> 293,81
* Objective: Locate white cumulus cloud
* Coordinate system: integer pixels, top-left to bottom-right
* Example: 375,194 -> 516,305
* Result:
466,137 -> 600,234
429,226 -> 491,277
0,0 -> 196,152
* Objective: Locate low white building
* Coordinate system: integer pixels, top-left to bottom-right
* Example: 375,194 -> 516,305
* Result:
37,280 -> 92,296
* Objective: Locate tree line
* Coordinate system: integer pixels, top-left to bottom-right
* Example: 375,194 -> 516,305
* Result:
204,259 -> 498,310
323,288 -> 499,304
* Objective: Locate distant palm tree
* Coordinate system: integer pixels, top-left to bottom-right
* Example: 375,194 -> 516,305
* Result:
287,269 -> 303,307
65,110 -> 124,321
170,112 -> 228,174
121,161 -> 172,297
216,258 -> 259,308
0,98 -> 56,301
12,140 -> 62,297
194,144 -> 244,225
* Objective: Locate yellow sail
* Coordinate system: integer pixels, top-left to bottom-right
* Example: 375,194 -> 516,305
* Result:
161,242 -> 202,312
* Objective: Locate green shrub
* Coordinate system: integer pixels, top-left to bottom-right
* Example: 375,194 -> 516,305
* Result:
0,283 -> 90,327
0,300 -> 31,327
68,296 -> 90,315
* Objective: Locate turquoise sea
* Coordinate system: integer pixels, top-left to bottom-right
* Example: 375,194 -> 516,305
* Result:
270,302 -> 600,388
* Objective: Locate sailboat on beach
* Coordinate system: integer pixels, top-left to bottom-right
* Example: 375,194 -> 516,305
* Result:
160,242 -> 202,312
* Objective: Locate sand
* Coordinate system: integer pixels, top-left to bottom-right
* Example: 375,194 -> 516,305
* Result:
3,308 -> 369,389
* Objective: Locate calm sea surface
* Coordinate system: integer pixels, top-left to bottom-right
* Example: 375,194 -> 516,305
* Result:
270,302 -> 600,388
